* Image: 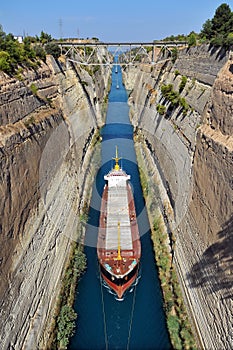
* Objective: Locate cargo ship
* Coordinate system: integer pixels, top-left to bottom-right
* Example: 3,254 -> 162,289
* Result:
97,147 -> 141,299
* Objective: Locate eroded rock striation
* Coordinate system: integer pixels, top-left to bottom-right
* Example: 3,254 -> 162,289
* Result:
0,55 -> 110,349
124,44 -> 233,350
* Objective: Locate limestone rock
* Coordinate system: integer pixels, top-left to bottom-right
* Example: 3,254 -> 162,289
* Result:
124,44 -> 233,350
0,54 -> 110,349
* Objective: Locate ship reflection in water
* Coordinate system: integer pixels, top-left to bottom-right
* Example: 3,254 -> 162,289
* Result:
97,147 -> 141,300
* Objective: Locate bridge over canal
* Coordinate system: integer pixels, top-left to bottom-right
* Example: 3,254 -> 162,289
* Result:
57,40 -> 188,66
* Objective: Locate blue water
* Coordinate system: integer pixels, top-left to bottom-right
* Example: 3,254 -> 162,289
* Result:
69,66 -> 171,350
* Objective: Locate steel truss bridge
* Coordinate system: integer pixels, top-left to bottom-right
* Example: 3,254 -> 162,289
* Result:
57,41 -> 187,66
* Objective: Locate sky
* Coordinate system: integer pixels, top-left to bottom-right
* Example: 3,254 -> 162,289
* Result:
0,0 -> 232,42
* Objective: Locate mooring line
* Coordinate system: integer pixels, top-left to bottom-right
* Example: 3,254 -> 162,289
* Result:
126,278 -> 138,350
99,265 -> 108,350
99,262 -> 139,350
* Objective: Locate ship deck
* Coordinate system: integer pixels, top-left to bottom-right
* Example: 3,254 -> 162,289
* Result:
106,184 -> 133,250
97,169 -> 141,271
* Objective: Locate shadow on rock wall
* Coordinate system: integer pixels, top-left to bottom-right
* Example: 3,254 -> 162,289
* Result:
187,216 -> 233,300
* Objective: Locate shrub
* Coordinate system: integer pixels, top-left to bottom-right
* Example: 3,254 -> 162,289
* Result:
45,42 -> 60,59
93,65 -> 100,74
40,31 -> 52,44
15,67 -> 24,81
179,97 -> 189,112
171,47 -> 178,63
52,244 -> 87,348
156,104 -> 166,115
161,84 -> 179,106
138,166 -> 149,197
169,90 -> 180,106
30,83 -> 38,95
0,51 -> 11,73
34,45 -> 46,61
161,84 -> 190,115
179,76 -> 187,93
167,315 -> 182,349
226,32 -> 233,47
80,80 -> 88,87
23,37 -> 36,60
161,84 -> 173,98
73,249 -> 87,275
153,217 -> 161,232
188,32 -> 197,47
57,305 -> 77,349
23,116 -> 35,127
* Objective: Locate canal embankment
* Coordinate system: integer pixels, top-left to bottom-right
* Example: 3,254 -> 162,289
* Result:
124,44 -> 233,350
0,50 -> 111,350
134,137 -> 199,349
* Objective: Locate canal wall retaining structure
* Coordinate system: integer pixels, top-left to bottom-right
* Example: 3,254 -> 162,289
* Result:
0,54 -> 110,349
123,44 -> 233,350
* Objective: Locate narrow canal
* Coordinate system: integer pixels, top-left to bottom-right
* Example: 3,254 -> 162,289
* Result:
69,65 -> 171,350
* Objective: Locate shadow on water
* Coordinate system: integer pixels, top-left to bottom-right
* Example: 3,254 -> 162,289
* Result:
69,65 -> 171,350
187,216 -> 233,300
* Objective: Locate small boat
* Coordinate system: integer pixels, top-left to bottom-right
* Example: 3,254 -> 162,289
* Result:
97,147 -> 141,299
116,75 -> 119,89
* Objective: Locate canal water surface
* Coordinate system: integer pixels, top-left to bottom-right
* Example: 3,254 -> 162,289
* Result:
69,66 -> 171,350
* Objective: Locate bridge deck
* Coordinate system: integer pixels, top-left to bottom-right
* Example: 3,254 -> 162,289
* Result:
57,41 -> 187,47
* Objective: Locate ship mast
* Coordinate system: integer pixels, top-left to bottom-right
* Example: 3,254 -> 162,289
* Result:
117,221 -> 122,260
112,146 -> 121,171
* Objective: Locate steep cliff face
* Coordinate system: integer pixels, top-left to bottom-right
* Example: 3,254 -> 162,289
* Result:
183,55 -> 233,349
0,55 -> 110,349
124,44 -> 232,349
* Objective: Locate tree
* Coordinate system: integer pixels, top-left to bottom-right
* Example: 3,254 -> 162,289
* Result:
0,51 -> 11,73
211,3 -> 232,35
200,19 -> 213,40
0,24 -> 6,44
156,104 -> 166,115
34,45 -> 46,61
171,47 -> 178,63
5,39 -> 21,63
200,3 -> 233,46
40,31 -> 52,44
45,42 -> 60,59
225,32 -> 233,46
179,76 -> 187,93
23,37 -> 36,60
188,32 -> 197,47
0,23 -> 57,72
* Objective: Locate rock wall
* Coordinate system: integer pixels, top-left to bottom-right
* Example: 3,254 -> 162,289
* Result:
124,44 -> 233,349
0,55 -> 110,349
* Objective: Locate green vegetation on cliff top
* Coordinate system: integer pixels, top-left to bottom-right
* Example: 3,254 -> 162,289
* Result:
0,27 -> 60,73
161,3 -> 233,47
0,3 -> 232,74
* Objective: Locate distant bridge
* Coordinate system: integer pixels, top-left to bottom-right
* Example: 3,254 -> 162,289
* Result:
57,41 -> 187,66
